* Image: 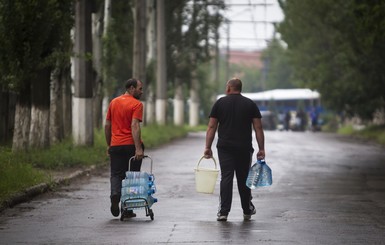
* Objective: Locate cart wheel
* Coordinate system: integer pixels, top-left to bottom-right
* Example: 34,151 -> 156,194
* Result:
149,209 -> 154,220
120,207 -> 124,221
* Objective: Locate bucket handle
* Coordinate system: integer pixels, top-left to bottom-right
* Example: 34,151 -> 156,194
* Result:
196,156 -> 218,170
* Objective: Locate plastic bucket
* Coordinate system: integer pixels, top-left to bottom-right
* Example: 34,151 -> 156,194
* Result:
194,156 -> 219,194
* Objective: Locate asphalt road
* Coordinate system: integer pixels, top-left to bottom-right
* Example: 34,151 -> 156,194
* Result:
1,131 -> 385,244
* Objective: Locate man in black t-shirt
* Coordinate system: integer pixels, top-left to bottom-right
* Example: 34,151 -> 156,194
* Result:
204,78 -> 265,221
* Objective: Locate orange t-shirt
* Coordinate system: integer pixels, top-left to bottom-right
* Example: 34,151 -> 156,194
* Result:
106,94 -> 143,146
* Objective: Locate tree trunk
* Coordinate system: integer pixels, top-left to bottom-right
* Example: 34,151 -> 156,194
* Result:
101,0 -> 111,127
189,65 -> 199,127
73,0 -> 94,146
145,0 -> 156,125
12,85 -> 31,152
145,87 -> 155,124
156,0 -> 167,125
62,65 -> 72,138
189,82 -> 199,127
92,4 -> 104,129
93,80 -> 103,129
132,0 -> 147,83
50,68 -> 64,144
173,80 -> 184,126
29,67 -> 51,149
0,88 -> 16,144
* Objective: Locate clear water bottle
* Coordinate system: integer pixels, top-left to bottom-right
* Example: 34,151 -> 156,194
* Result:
246,159 -> 272,189
146,196 -> 158,208
148,184 -> 156,194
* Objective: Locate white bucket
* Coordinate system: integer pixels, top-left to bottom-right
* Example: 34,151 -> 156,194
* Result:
194,156 -> 219,194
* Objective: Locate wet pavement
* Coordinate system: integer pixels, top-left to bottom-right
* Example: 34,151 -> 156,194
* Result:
1,131 -> 385,244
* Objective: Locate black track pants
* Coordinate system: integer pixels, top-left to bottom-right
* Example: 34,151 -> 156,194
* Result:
217,147 -> 254,215
109,144 -> 144,198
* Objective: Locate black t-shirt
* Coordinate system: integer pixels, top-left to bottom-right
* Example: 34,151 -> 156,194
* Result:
209,94 -> 262,151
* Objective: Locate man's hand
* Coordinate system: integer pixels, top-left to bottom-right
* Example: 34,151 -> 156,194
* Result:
135,148 -> 144,160
257,149 -> 265,160
204,148 -> 213,159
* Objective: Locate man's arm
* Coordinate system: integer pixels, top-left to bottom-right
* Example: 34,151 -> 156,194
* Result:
104,120 -> 112,147
204,117 -> 218,158
104,120 -> 112,156
252,118 -> 265,159
131,118 -> 144,159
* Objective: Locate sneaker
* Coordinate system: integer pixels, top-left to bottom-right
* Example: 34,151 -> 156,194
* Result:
110,195 -> 120,217
217,213 -> 228,221
243,208 -> 256,221
124,210 -> 137,218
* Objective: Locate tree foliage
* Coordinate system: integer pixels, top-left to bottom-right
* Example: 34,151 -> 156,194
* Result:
165,0 -> 226,88
0,0 -> 74,92
261,38 -> 295,90
277,0 -> 385,120
102,0 -> 134,97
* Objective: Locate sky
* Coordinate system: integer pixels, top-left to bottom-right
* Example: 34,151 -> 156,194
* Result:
218,0 -> 284,51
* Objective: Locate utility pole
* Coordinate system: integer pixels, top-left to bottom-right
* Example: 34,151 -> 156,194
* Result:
156,0 -> 167,125
73,0 -> 94,146
145,0 -> 156,125
132,0 -> 147,83
226,20 -> 230,80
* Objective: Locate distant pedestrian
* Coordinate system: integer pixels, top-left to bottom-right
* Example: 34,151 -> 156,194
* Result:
296,109 -> 307,131
310,107 -> 319,132
284,111 -> 291,131
204,78 -> 266,221
104,78 -> 145,218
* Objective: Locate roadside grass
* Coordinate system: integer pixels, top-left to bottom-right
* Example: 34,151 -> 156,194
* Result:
141,124 -> 188,148
0,148 -> 49,202
338,124 -> 385,146
0,124 -> 191,205
337,125 -> 355,135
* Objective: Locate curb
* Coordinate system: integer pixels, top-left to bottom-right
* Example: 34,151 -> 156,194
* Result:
0,165 -> 97,213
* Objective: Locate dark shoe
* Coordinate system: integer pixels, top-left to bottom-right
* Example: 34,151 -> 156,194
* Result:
124,210 -> 137,218
110,195 -> 120,217
243,208 -> 256,221
217,213 -> 228,221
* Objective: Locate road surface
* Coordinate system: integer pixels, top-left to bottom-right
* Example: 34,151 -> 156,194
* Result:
1,131 -> 385,244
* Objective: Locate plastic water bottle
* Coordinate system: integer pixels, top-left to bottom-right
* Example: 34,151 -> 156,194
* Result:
246,159 -> 272,189
257,161 -> 272,187
246,162 -> 261,189
146,196 -> 158,208
149,184 -> 156,194
121,170 -> 158,208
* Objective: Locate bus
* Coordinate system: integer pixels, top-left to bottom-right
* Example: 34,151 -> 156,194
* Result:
217,88 -> 323,130
241,88 -> 321,112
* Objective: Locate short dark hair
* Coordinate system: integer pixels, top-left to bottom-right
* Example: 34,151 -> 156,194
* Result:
228,78 -> 242,92
125,78 -> 139,90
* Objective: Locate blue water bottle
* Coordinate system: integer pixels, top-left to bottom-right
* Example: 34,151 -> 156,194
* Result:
246,159 -> 272,189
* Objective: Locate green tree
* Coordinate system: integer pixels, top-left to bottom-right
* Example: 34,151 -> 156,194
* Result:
164,0 -> 226,125
0,0 -> 73,150
262,38 -> 295,90
165,0 -> 225,86
277,0 -> 385,120
103,0 -> 134,98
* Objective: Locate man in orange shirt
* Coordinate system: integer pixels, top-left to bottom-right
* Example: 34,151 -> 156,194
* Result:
105,78 -> 145,218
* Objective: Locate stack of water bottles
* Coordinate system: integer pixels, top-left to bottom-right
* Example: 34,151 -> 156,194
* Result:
121,171 -> 158,209
246,159 -> 273,189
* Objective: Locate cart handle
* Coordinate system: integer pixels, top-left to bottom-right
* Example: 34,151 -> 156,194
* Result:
129,155 -> 153,173
196,156 -> 218,170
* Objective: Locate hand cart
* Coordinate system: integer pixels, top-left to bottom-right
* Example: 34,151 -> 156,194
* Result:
120,155 -> 157,221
